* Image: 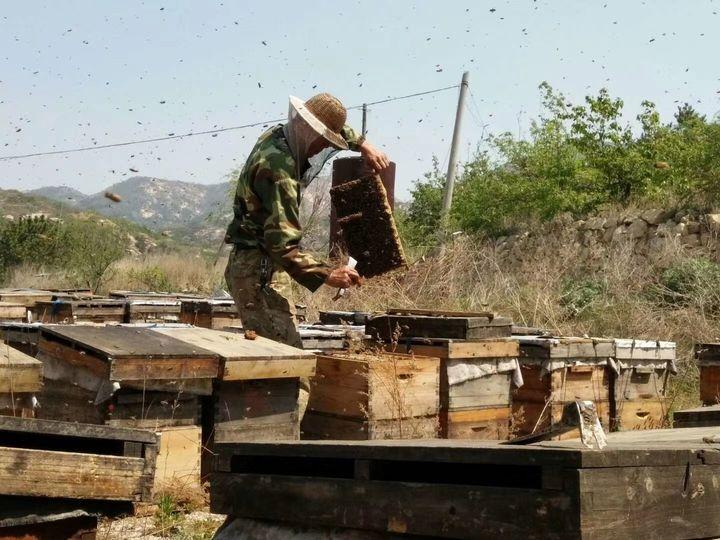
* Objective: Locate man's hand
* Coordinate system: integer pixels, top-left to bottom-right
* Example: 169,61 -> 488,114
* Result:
359,140 -> 390,172
325,266 -> 361,288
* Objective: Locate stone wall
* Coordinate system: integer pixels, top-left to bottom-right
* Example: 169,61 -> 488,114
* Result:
494,208 -> 720,268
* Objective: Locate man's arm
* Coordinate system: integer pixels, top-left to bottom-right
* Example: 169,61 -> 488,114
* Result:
341,125 -> 390,172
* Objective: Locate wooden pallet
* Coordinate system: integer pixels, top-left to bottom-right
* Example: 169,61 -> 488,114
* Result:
367,312 -> 512,341
0,416 -> 158,502
303,352 -> 440,440
151,326 -> 316,381
180,299 -> 239,329
209,427 -> 720,539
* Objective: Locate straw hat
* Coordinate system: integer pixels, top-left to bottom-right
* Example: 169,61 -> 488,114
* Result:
289,93 -> 349,150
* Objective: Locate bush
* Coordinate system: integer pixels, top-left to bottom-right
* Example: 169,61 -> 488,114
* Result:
659,258 -> 720,314
560,277 -> 607,318
127,265 -> 173,292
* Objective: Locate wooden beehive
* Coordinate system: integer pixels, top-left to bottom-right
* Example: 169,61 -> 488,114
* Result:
611,339 -> 674,431
387,338 -> 519,440
367,309 -> 512,341
696,343 -> 720,405
180,299 -> 239,329
106,391 -> 203,429
302,352 -> 440,440
0,302 -> 27,322
35,298 -> 127,324
512,336 -> 613,437
126,299 -> 182,323
329,175 -> 406,278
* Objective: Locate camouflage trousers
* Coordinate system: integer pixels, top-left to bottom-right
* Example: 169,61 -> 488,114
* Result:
224,247 -> 309,415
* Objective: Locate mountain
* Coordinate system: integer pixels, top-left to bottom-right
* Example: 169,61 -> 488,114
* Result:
30,177 -> 233,244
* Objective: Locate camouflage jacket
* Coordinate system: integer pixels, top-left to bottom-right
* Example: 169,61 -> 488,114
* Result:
225,124 -> 362,292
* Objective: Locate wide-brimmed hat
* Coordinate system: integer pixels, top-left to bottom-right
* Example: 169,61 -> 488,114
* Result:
289,93 -> 349,150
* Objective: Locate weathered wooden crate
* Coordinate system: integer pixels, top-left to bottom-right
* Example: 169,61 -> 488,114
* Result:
512,336 -> 613,437
35,326 -> 220,423
0,302 -> 27,322
0,347 -> 42,418
388,338 -> 519,440
302,352 -> 440,440
611,339 -> 675,431
180,299 -> 239,329
366,309 -> 512,341
35,299 -> 127,324
209,428 -> 720,540
0,416 -> 158,503
696,343 -> 720,405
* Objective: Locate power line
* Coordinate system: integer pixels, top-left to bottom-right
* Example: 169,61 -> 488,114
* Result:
0,84 -> 460,162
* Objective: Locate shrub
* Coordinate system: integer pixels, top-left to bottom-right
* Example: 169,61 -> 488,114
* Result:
560,277 -> 607,318
659,258 -> 720,314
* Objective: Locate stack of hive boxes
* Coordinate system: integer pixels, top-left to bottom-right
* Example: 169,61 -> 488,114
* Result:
511,336 -> 614,437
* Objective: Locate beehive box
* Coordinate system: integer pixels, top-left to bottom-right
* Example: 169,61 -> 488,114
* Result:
302,352 -> 440,440
611,339 -> 675,431
0,322 -> 41,356
180,299 -> 239,329
0,302 -> 27,322
367,309 -> 512,341
0,347 -> 42,418
106,391 -> 203,429
126,299 -> 182,323
35,298 -> 127,324
511,336 -> 613,437
387,338 -> 520,440
696,343 -> 720,405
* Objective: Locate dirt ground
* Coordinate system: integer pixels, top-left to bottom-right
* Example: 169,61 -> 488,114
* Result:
98,510 -> 225,540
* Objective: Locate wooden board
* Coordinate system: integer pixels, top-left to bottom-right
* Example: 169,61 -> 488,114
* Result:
0,347 -> 42,393
153,426 -> 202,493
150,326 -> 315,380
301,412 -> 439,440
35,300 -> 127,324
0,290 -> 53,307
448,371 -> 512,410
367,313 -> 512,341
385,338 -> 519,360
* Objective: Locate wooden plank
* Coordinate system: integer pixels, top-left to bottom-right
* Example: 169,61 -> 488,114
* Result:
674,405 -> 720,428
210,473 -> 577,539
0,415 -> 157,444
0,348 -> 42,393
153,426 -> 202,493
301,412 -> 439,440
517,336 -> 614,359
385,339 -> 518,360
578,465 -> 720,539
614,339 -> 676,361
110,355 -> 219,381
0,290 -> 53,307
448,372 -> 512,410
0,446 -> 146,501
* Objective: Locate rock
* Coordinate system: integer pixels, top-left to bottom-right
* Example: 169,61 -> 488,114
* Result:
682,233 -> 700,247
611,226 -> 627,243
641,209 -> 675,225
583,217 -> 606,230
674,222 -> 687,236
706,214 -> 720,234
656,220 -> 677,238
686,221 -> 701,234
627,219 -> 648,239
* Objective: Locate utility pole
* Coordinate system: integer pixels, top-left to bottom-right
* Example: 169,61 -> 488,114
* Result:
440,71 -> 469,233
361,103 -> 368,137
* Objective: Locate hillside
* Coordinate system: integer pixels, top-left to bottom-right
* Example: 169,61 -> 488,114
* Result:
30,177 -> 233,244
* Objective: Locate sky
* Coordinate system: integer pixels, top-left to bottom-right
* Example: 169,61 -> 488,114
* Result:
1,0 -> 719,199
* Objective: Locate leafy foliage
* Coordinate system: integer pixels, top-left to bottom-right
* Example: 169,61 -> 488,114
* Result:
401,83 -> 720,245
